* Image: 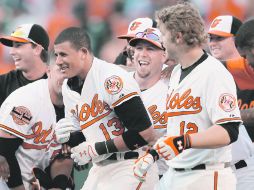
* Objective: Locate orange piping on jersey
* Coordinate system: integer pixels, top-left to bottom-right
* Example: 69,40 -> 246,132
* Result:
112,92 -> 138,107
226,57 -> 254,90
214,171 -> 218,190
154,125 -> 167,129
22,142 -> 48,150
0,123 -> 36,139
80,110 -> 112,129
166,110 -> 202,117
215,117 -> 241,124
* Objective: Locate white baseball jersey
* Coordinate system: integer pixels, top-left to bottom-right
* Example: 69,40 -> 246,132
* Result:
63,57 -> 143,142
63,57 -> 158,190
166,54 -> 242,169
0,79 -> 61,189
131,73 -> 169,175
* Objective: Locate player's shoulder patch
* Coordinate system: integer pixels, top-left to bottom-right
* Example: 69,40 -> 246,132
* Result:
219,93 -> 236,112
104,75 -> 123,95
10,106 -> 32,125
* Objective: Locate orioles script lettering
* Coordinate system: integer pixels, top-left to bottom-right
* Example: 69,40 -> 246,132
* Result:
166,89 -> 202,117
79,94 -> 112,129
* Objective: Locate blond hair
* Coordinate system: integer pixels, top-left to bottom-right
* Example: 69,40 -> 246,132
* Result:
156,2 -> 207,47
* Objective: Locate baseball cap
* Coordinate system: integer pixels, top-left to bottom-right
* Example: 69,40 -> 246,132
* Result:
0,24 -> 49,50
117,17 -> 154,40
129,27 -> 164,50
208,15 -> 242,37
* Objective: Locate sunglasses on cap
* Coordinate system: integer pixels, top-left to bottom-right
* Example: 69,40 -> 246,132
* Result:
135,31 -> 160,42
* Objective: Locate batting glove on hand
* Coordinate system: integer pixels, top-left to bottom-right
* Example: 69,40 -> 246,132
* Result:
55,117 -> 79,144
133,150 -> 159,182
154,134 -> 191,160
71,142 -> 111,165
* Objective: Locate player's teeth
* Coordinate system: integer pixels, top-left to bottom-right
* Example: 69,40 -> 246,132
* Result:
139,61 -> 148,65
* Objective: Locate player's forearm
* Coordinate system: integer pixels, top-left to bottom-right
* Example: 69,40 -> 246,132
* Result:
113,126 -> 157,152
190,125 -> 231,148
241,108 -> 254,126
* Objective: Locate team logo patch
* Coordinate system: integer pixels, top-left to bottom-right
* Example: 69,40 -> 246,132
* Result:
10,106 -> 32,125
104,75 -> 123,95
219,93 -> 236,112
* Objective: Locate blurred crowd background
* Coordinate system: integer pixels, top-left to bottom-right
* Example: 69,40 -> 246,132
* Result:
0,0 -> 254,74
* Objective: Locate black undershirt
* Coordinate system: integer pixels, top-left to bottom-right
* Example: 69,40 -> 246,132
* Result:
53,105 -> 65,122
179,51 -> 208,83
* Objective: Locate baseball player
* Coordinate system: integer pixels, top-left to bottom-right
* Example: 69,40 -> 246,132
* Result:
115,17 -> 156,67
208,16 -> 254,189
133,3 -> 242,190
128,27 -> 169,178
208,15 -> 242,61
53,27 -> 158,190
0,58 -> 73,189
0,23 -> 49,107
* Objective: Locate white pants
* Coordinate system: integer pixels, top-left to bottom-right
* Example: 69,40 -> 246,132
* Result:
232,157 -> 254,190
82,159 -> 159,190
156,166 -> 236,190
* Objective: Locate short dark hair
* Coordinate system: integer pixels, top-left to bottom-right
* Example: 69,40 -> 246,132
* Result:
54,27 -> 92,52
31,43 -> 49,63
235,19 -> 254,49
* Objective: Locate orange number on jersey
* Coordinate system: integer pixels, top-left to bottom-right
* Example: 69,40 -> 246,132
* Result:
99,117 -> 124,140
179,121 -> 198,135
99,123 -> 111,140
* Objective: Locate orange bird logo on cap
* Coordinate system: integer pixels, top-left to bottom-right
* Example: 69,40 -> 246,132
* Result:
130,22 -> 142,31
211,19 -> 222,28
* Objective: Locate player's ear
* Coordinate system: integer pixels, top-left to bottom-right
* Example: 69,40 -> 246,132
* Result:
33,43 -> 43,56
80,47 -> 88,60
175,32 -> 183,44
162,51 -> 167,63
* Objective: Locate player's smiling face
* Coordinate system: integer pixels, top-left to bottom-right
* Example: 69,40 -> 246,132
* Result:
133,41 -> 165,79
10,42 -> 36,71
208,34 -> 236,61
54,41 -> 84,79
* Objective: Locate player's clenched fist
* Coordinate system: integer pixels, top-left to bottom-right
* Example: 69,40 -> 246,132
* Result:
71,142 -> 111,165
155,134 -> 192,160
133,150 -> 159,182
55,117 -> 79,144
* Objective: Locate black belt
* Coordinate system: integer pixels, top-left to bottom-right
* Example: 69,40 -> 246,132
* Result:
174,164 -> 206,171
235,160 -> 247,170
106,151 -> 139,160
173,162 -> 231,172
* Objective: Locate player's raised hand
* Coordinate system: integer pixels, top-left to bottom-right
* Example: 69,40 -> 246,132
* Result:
55,117 -> 79,144
133,150 -> 159,182
154,134 -> 191,160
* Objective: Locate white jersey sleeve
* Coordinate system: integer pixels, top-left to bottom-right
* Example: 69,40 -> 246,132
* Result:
100,64 -> 141,108
205,57 -> 242,124
0,84 -> 38,138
